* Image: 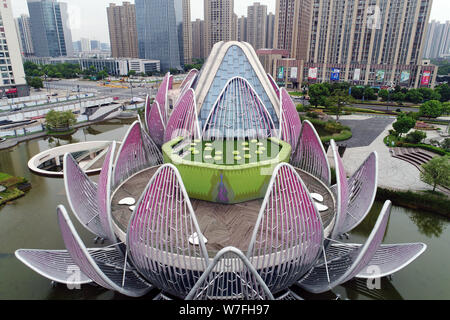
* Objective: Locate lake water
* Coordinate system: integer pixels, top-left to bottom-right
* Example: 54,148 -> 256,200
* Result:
0,120 -> 448,300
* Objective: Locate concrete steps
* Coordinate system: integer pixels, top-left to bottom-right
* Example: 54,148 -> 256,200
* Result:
391,147 -> 450,195
391,147 -> 438,171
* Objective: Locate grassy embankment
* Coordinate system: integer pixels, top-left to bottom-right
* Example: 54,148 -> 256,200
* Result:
0,172 -> 30,206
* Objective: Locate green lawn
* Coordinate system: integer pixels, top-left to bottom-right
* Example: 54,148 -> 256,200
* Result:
0,172 -> 28,205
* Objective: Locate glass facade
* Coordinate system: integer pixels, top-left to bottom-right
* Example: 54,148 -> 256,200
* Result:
27,0 -> 73,57
136,0 -> 183,71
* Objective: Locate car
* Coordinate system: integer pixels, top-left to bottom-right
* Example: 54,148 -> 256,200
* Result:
0,137 -> 6,143
113,97 -> 120,101
51,93 -> 58,96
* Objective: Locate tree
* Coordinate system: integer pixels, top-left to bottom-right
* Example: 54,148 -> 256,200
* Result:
406,89 -> 424,104
350,86 -> 364,99
440,138 -> 450,152
363,87 -> 377,100
443,102 -> 450,115
97,70 -> 108,81
127,70 -> 136,77
26,76 -> 44,89
420,156 -> 450,192
405,130 -> 427,144
392,113 -> 416,137
419,87 -> 441,102
435,83 -> 450,102
309,83 -> 331,107
45,110 -> 76,130
392,92 -> 406,102
420,100 -> 444,118
329,89 -> 353,120
378,89 -> 389,101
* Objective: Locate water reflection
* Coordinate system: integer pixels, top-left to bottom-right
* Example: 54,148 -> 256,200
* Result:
408,210 -> 447,238
47,135 -> 81,148
341,278 -> 404,300
0,119 -> 449,300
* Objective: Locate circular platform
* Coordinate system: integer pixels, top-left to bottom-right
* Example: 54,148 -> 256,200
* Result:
111,166 -> 336,255
28,141 -> 114,178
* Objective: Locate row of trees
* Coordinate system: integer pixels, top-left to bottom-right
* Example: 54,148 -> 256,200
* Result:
378,85 -> 450,103
24,61 -> 80,79
24,62 -> 157,83
306,82 -> 450,106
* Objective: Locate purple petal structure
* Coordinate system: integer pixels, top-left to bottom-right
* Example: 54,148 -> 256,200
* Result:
179,69 -> 199,95
113,121 -> 162,189
63,152 -> 106,238
343,152 -> 378,234
186,247 -> 274,300
144,95 -> 152,134
298,201 -> 392,294
267,73 -> 280,97
356,243 -> 427,279
16,41 -> 427,300
330,140 -> 350,239
164,88 -> 201,143
141,127 -> 164,165
15,249 -> 93,285
247,163 -> 323,294
57,205 -> 152,297
147,100 -> 166,147
280,88 -> 302,149
155,73 -> 171,125
126,164 -> 209,299
203,77 -> 276,140
97,142 -> 117,242
291,120 -> 331,186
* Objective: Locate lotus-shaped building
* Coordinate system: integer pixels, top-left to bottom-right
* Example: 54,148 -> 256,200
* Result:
16,42 -> 426,300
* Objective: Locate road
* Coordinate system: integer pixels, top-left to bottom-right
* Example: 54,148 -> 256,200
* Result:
291,96 -> 420,113
352,104 -> 420,113
46,79 -> 159,101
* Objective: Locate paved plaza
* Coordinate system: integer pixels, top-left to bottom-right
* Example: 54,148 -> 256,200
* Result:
338,116 -> 396,148
331,115 -> 433,192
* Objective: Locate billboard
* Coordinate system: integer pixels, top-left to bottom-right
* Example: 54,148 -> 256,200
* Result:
277,66 -> 285,80
376,70 -> 385,82
421,71 -> 431,86
290,67 -> 298,79
400,71 -> 410,83
353,68 -> 361,81
330,68 -> 340,81
308,67 -> 318,80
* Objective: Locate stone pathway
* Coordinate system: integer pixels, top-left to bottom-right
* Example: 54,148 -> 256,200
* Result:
329,115 -> 433,192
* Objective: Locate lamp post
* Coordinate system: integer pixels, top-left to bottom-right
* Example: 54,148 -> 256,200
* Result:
129,76 -> 136,110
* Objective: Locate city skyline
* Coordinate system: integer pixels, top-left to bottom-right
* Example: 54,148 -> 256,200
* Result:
10,0 -> 450,44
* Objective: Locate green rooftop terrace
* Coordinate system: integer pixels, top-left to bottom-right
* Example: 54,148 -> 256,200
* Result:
163,137 -> 291,204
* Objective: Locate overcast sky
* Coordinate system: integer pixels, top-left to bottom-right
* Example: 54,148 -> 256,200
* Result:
11,0 -> 450,43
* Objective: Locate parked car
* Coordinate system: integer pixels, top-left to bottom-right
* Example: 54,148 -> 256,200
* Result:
113,97 -> 120,101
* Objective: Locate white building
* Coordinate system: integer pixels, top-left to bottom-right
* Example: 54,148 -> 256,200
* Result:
0,0 -> 29,97
80,38 -> 91,52
25,56 -> 160,76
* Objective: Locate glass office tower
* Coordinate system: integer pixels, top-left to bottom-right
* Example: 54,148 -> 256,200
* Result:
27,0 -> 73,57
136,0 -> 184,71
